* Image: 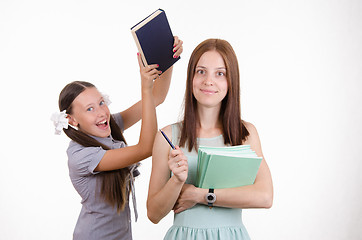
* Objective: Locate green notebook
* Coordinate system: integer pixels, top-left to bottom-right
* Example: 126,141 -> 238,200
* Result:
195,145 -> 262,189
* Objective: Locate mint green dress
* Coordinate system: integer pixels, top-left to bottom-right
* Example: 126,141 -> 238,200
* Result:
163,123 -> 251,240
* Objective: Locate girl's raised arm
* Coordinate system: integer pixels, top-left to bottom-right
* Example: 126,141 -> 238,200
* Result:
120,36 -> 183,130
94,54 -> 158,171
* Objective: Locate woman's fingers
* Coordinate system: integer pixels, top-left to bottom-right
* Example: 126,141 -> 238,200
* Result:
175,158 -> 187,168
168,146 -> 188,182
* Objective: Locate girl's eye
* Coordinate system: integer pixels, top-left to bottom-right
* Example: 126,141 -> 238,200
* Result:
87,107 -> 94,112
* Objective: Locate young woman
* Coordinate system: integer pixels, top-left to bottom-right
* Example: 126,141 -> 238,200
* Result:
147,39 -> 273,239
52,37 -> 183,240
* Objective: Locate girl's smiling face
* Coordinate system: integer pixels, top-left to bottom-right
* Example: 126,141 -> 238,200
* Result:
68,87 -> 111,138
192,50 -> 228,109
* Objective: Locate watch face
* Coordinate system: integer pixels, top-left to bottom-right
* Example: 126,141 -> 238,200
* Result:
206,193 -> 216,203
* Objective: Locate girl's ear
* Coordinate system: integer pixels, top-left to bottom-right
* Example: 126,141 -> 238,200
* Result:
67,115 -> 78,127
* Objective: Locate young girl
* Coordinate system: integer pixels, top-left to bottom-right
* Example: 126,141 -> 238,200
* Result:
52,37 -> 183,240
147,39 -> 273,239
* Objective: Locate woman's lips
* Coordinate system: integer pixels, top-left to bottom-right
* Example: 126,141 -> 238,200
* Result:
200,89 -> 217,94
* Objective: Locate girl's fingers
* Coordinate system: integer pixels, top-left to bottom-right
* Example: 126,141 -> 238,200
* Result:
140,64 -> 161,81
146,64 -> 159,71
146,67 -> 160,75
173,36 -> 179,46
173,38 -> 183,58
173,39 -> 182,51
137,53 -> 160,72
173,47 -> 183,58
143,65 -> 161,76
137,53 -> 145,68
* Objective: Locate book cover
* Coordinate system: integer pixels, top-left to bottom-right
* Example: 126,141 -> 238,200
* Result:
196,145 -> 262,189
131,9 -> 180,73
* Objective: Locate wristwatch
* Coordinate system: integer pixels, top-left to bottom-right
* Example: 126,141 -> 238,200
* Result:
205,188 -> 216,208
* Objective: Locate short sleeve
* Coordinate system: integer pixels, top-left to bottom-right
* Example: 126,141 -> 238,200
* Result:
112,113 -> 124,132
67,142 -> 106,176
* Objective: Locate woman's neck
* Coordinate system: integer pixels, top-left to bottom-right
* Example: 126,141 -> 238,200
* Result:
196,105 -> 223,138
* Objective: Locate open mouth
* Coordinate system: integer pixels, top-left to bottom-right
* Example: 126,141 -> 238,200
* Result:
96,120 -> 108,129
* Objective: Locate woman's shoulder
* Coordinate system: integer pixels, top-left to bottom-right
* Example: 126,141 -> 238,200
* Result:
242,121 -> 260,144
160,124 -> 172,133
159,122 -> 182,146
242,120 -> 264,158
160,122 -> 181,135
243,121 -> 257,133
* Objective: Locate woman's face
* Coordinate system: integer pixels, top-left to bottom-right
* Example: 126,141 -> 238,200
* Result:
192,50 -> 228,109
68,87 -> 111,138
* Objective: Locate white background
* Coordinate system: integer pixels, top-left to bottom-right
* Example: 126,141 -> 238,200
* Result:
1,0 -> 361,239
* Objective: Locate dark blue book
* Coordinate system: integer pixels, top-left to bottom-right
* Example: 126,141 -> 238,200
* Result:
131,9 -> 180,73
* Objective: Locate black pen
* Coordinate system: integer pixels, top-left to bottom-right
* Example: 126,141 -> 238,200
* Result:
160,129 -> 175,149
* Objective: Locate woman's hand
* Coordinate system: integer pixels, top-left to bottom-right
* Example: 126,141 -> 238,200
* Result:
168,146 -> 188,183
173,184 -> 203,214
137,53 -> 161,92
172,36 -> 183,59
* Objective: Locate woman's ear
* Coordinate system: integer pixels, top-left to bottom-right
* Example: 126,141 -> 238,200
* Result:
67,115 -> 78,128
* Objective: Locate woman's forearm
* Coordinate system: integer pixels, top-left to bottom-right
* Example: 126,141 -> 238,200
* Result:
147,176 -> 184,224
212,184 -> 273,209
180,183 -> 272,211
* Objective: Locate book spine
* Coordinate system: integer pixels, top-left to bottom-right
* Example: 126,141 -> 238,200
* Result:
131,31 -> 148,67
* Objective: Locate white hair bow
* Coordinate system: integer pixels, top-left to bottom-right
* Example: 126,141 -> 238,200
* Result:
102,93 -> 112,106
50,110 -> 69,135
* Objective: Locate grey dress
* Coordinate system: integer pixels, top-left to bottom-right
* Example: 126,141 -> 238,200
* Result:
67,113 -> 137,240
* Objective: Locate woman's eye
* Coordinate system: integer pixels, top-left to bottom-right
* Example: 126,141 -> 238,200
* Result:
100,100 -> 105,106
217,71 -> 225,76
196,69 -> 205,74
87,107 -> 94,112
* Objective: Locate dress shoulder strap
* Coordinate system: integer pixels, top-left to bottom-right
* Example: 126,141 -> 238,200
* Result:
171,122 -> 182,146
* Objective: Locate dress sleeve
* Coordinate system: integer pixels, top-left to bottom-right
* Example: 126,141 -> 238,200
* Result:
67,143 -> 106,176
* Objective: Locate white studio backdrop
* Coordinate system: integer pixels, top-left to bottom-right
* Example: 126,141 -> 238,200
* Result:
1,0 -> 361,239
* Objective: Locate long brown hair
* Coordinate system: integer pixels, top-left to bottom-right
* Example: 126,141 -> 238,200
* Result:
59,81 -> 129,213
179,39 -> 249,151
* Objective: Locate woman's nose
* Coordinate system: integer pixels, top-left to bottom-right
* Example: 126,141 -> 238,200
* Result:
203,75 -> 213,86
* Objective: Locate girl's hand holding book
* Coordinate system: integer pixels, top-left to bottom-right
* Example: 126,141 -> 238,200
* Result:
137,52 -> 161,92
172,36 -> 183,59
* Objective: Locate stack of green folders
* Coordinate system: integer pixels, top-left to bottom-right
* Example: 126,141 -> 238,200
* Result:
195,145 -> 262,189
